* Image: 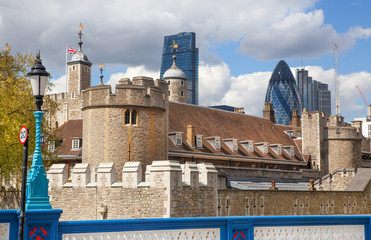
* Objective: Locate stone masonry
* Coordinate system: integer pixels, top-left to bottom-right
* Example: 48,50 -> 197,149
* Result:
47,160 -> 218,221
82,77 -> 169,181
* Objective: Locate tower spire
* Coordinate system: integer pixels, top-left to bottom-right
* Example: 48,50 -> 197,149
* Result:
77,22 -> 84,50
99,61 -> 104,85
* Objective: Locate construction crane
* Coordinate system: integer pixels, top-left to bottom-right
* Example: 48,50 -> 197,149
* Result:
334,44 -> 340,116
356,85 -> 368,106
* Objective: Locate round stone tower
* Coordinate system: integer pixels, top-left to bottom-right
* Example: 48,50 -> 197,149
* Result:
162,55 -> 187,103
82,77 -> 169,180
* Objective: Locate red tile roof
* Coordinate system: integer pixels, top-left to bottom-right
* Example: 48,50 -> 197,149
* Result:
53,119 -> 82,157
168,102 -> 305,163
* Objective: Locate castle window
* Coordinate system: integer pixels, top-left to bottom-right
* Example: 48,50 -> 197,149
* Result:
169,91 -> 171,96
48,141 -> 55,152
55,121 -> 59,128
73,66 -> 76,71
181,91 -> 184,97
131,110 -> 137,125
168,81 -> 170,85
181,80 -> 184,86
125,110 -> 130,125
71,92 -> 75,99
176,133 -> 182,146
72,139 -> 81,150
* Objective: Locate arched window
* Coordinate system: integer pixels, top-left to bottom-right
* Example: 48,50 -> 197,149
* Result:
55,121 -> 59,128
125,110 -> 130,124
131,110 -> 137,125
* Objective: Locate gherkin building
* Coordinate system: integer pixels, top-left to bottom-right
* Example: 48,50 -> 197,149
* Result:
265,60 -> 301,125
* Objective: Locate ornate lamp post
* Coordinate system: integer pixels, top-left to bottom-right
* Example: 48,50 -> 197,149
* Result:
25,52 -> 52,209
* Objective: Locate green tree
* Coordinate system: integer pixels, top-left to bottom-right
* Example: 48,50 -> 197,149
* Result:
0,48 -> 57,185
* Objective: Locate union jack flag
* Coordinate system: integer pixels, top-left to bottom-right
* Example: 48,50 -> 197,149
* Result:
67,47 -> 77,54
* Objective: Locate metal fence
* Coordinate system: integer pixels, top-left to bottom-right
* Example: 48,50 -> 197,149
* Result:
1,210 -> 370,240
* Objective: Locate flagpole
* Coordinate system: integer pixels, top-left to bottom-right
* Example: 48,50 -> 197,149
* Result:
65,44 -> 68,92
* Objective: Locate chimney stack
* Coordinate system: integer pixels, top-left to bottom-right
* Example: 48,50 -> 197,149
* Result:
187,124 -> 196,147
308,179 -> 316,191
263,102 -> 275,123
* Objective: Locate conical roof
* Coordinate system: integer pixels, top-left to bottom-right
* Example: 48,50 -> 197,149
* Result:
162,55 -> 186,79
265,60 -> 301,125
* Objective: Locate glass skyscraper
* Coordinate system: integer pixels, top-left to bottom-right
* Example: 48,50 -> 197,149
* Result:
296,69 -> 331,116
265,60 -> 302,125
160,32 -> 199,105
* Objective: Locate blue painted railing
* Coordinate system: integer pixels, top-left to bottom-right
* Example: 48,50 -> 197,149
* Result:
1,209 -> 370,240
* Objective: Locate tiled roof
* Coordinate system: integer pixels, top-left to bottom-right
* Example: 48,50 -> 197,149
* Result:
169,102 -> 305,163
53,119 -> 82,157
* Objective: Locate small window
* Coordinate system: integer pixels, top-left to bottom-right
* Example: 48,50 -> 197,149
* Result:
125,110 -> 130,124
196,136 -> 202,148
176,133 -> 182,146
169,91 -> 171,96
215,138 -> 221,149
48,141 -> 55,152
71,92 -> 75,99
73,66 -> 76,71
168,81 -> 170,85
131,110 -> 137,125
181,91 -> 184,97
181,80 -> 184,86
72,139 -> 80,150
55,121 -> 59,128
232,140 -> 238,151
248,142 -> 254,153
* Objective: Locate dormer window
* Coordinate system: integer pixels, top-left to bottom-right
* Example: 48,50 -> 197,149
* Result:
196,135 -> 202,148
215,138 -> 221,150
270,144 -> 282,156
72,139 -> 81,150
283,145 -> 295,157
48,141 -> 55,152
176,133 -> 182,146
256,142 -> 268,154
224,139 -> 238,152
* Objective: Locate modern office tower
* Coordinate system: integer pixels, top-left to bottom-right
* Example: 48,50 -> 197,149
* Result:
296,69 -> 331,116
160,32 -> 199,105
318,82 -> 331,116
265,60 -> 302,125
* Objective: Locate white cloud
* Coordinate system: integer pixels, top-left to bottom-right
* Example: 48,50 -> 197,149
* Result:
105,66 -> 159,87
47,74 -> 67,94
238,10 -> 354,60
347,26 -> 371,39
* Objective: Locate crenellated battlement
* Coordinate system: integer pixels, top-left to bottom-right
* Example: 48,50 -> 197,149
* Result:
327,126 -> 362,140
47,161 -> 217,190
82,77 -> 169,111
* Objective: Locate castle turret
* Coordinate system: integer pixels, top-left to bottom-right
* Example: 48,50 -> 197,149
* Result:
66,26 -> 92,120
162,55 -> 187,103
82,77 -> 169,180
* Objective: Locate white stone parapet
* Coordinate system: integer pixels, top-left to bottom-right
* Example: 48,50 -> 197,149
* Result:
47,164 -> 67,189
47,161 -> 218,190
97,163 -> 116,187
72,163 -> 91,187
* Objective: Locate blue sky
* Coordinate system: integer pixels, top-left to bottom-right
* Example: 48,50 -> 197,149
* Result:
1,0 -> 371,121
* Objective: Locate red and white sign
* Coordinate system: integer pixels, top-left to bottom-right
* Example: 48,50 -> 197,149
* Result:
19,126 -> 28,145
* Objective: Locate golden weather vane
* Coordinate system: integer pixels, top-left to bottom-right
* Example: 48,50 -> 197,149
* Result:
3,43 -> 10,51
79,22 -> 84,31
170,40 -> 178,54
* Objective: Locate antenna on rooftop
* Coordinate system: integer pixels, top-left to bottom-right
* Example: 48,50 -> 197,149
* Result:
334,44 -> 340,116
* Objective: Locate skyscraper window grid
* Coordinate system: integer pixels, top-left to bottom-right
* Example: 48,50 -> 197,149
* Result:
160,32 -> 199,105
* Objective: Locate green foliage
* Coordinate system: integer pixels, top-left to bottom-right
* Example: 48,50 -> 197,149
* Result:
0,49 -> 57,183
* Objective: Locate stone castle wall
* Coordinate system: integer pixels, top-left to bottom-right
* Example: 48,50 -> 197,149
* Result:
0,189 -> 19,209
301,111 -> 328,174
218,182 -> 371,216
314,168 -> 356,191
47,161 -> 217,221
82,77 -> 169,180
